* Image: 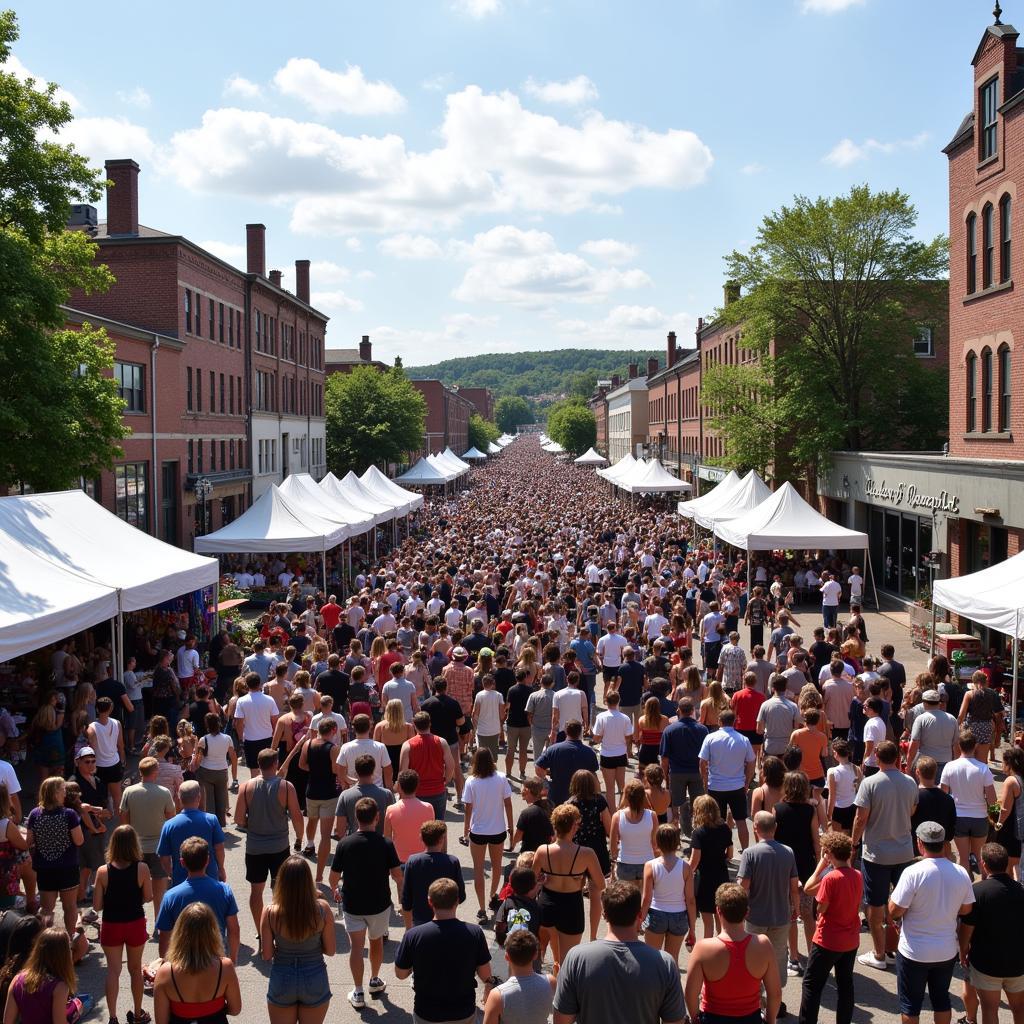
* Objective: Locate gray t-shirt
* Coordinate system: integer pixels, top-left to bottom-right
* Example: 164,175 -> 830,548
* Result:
335,782 -> 395,835
854,768 -> 918,865
910,709 -> 958,765
756,696 -> 800,754
553,939 -> 684,1024
737,839 -> 797,928
382,677 -> 417,720
526,688 -> 554,731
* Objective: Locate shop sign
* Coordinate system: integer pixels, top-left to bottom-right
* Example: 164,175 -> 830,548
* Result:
698,465 -> 727,482
863,478 -> 959,514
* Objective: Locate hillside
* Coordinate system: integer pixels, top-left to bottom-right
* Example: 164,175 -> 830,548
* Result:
405,348 -> 661,405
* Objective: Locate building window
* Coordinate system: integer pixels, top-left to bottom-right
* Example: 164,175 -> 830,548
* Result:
1000,194 -> 1012,283
208,298 -> 215,338
220,440 -> 226,469
210,438 -> 216,471
228,441 -> 234,470
967,213 -> 977,293
218,303 -> 225,343
981,76 -> 999,161
186,367 -> 193,412
197,439 -> 203,473
210,372 -> 215,413
184,290 -> 192,334
967,352 -> 977,432
114,462 -> 148,531
220,373 -> 225,413
982,347 -> 994,432
196,369 -> 202,412
115,361 -> 145,412
229,376 -> 234,415
187,440 -> 194,474
255,313 -> 261,352
983,202 -> 995,289
999,345 -> 1012,432
913,327 -> 934,358
228,307 -> 234,347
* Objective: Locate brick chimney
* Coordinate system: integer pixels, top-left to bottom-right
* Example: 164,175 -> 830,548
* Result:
359,335 -> 372,362
667,331 -> 677,367
696,317 -> 704,348
611,374 -> 622,388
628,362 -> 638,379
295,259 -> 310,304
724,280 -> 740,306
246,223 -> 266,277
104,159 -> 140,236
647,356 -> 658,377
269,269 -> 282,288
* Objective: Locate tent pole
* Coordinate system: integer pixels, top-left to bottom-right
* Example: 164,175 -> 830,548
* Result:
866,547 -> 880,611
214,578 -> 221,639
1012,610 -> 1020,747
321,543 -> 327,595
373,526 -> 377,562
115,590 -> 124,687
109,616 -> 117,687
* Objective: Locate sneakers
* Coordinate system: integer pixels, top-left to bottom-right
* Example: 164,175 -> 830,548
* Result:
786,959 -> 803,977
885,952 -> 896,965
348,989 -> 366,1010
857,952 -> 888,970
368,977 -> 386,995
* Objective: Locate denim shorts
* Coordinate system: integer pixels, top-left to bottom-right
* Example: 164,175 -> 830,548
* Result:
895,952 -> 956,1017
267,958 -> 331,1007
862,859 -> 909,908
644,907 -> 689,936
616,861 -> 645,881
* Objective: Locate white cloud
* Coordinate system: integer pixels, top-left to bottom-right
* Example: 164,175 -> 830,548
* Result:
116,86 -> 151,109
223,74 -> 262,99
422,73 -> 454,92
197,240 -> 246,268
823,131 -> 928,167
273,58 -> 405,116
3,54 -> 81,110
523,75 -> 598,106
279,259 -> 354,293
451,0 -> 502,17
800,0 -> 865,12
345,237 -> 363,252
60,116 -> 158,169
579,238 -> 638,264
557,306 -> 696,345
740,162 -> 765,175
379,234 -> 445,260
311,289 -> 363,313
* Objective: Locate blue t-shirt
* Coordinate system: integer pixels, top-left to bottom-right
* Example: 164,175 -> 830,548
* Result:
616,661 -> 646,706
659,718 -> 708,774
698,728 -> 754,791
156,875 -> 238,938
569,638 -> 596,674
535,739 -> 598,804
156,809 -> 226,886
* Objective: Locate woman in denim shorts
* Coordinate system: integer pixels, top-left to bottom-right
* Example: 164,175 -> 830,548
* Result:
260,855 -> 336,1024
610,779 -> 657,888
640,823 -> 697,965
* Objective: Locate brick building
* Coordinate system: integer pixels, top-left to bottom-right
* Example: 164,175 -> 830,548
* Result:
645,331 -> 702,482
324,335 -> 390,376
409,379 -> 473,456
588,377 -> 615,456
457,387 -> 495,422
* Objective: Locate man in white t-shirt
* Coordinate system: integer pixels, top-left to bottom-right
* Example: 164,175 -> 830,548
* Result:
551,674 -> 589,741
592,690 -> 632,807
595,622 -> 629,695
471,675 -> 505,760
848,566 -> 864,605
345,598 -> 366,630
862,697 -> 888,771
233,675 -> 280,772
940,730 -> 997,875
643,605 -> 668,642
371,607 -> 397,635
176,635 -> 201,681
443,602 -> 463,631
336,715 -> 392,788
819,573 -> 842,628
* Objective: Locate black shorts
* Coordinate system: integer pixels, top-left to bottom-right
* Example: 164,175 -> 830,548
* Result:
244,847 -> 289,884
739,729 -> 762,747
458,721 -> 474,736
538,886 -> 585,936
601,667 -> 619,684
96,763 -> 123,785
600,754 -> 628,769
243,738 -> 272,769
831,804 -> 856,829
710,787 -> 748,824
36,864 -> 80,893
469,831 -> 506,846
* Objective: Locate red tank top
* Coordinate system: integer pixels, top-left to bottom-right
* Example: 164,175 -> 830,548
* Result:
701,935 -> 762,1016
407,733 -> 444,797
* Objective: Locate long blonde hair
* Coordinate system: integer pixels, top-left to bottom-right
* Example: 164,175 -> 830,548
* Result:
369,636 -> 387,660
640,696 -> 663,731
384,698 -> 405,732
268,855 -> 322,942
166,903 -> 224,975
707,681 -> 728,711
18,927 -> 75,994
682,666 -> 703,694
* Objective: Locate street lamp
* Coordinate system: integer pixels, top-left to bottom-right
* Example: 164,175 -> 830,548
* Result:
195,476 -> 213,536
924,545 -> 942,659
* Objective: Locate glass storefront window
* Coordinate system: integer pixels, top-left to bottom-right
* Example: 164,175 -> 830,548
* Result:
868,506 -> 933,601
884,512 -> 900,591
918,518 -> 933,597
901,514 -> 918,599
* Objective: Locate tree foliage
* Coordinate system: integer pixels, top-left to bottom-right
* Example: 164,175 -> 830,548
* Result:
547,399 -> 596,456
494,395 -> 534,433
702,186 -> 948,481
325,365 -> 426,473
0,10 -> 127,490
467,413 -> 499,452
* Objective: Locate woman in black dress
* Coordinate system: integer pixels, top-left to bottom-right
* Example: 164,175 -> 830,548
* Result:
773,771 -> 820,974
687,794 -> 733,938
567,769 -> 612,877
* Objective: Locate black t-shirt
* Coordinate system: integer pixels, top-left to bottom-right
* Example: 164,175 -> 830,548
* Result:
746,598 -> 767,627
506,683 -> 533,729
617,661 -> 646,706
963,874 -> 1024,977
493,668 -> 516,701
291,635 -> 311,657
422,695 -> 462,744
332,622 -> 356,651
73,770 -> 108,817
317,669 -> 350,708
331,830 -> 400,916
911,786 -> 957,843
96,678 -> 128,720
395,918 -> 490,1022
400,851 -> 465,924
462,633 -> 489,663
809,641 -> 837,673
516,802 -> 554,851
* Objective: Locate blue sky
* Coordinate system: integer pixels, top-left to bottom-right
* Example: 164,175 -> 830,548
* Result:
5,0 -> 994,363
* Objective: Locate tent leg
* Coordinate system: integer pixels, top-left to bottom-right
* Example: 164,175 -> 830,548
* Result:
321,545 -> 327,595
214,579 -> 221,638
866,548 -> 880,611
109,616 -> 117,685
1012,614 -> 1020,746
115,590 -> 124,684
373,527 -> 377,562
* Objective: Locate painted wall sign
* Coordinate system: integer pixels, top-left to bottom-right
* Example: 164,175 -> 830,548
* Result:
864,478 -> 960,514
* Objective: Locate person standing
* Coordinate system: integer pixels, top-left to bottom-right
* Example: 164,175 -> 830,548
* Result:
504,668 -> 535,780
485,929 -> 555,1024
472,674 -> 506,760
190,713 -> 237,826
156,780 -> 226,886
718,633 -> 748,696
905,690 -> 958,779
420,679 -> 466,806
462,749 -> 514,918
822,661 -> 854,745
233,673 -> 280,774
744,587 -> 769,652
888,821 -> 974,1024
595,621 -> 628,706
401,713 -> 457,821
526,674 -> 555,760
941,730 -> 997,877
329,798 -> 403,1010
401,820 -> 466,928
87,697 -> 127,813
297,718 -> 341,882
592,691 -> 632,809
756,676 -> 800,760
335,754 -> 395,837
699,602 -> 726,676
698,710 -> 754,851
659,699 -> 708,836
535,721 -> 598,806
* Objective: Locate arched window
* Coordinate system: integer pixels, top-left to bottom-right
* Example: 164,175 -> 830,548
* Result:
967,212 -> 977,293
1000,194 -> 1012,283
983,203 -> 995,289
967,352 -> 977,432
982,347 -> 994,432
999,345 -> 1012,432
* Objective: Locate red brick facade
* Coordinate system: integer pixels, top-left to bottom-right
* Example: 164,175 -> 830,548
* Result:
457,387 -> 495,422
645,331 -> 701,479
409,379 -> 473,457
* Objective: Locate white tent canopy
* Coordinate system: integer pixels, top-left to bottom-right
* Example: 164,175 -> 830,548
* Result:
677,470 -> 742,520
396,458 -> 452,485
427,453 -> 465,480
621,460 -> 692,494
359,466 -> 423,513
542,441 -> 565,454
933,551 -> 1024,639
695,471 -> 772,529
714,481 -> 869,552
461,447 -> 488,461
279,474 -> 375,536
574,448 -> 608,466
338,471 -> 402,523
318,472 -> 390,526
598,453 -> 638,482
487,442 -> 502,454
442,448 -> 472,472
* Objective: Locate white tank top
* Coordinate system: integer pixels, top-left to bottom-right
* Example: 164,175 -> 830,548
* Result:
91,718 -> 120,768
618,808 -> 655,864
827,762 -> 857,809
650,856 -> 687,913
199,731 -> 233,771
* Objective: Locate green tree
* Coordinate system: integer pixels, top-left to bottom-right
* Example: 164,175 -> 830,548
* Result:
0,10 -> 127,490
325,365 -> 426,472
568,369 -> 598,401
547,400 -> 596,456
494,395 -> 533,433
467,413 -> 499,452
703,185 -> 948,480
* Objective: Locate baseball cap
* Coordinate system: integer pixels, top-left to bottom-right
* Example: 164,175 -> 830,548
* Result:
915,821 -> 945,843
922,690 -> 941,704
452,646 -> 468,659
76,747 -> 96,759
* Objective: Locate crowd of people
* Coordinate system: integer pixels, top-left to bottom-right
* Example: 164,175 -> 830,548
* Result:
3,435 -> 1022,1024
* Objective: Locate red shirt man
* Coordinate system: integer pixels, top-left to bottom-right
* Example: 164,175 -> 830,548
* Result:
320,597 -> 343,632
731,672 -> 767,736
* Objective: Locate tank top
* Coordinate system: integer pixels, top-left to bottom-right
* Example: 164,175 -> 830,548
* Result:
649,856 -> 686,913
701,935 -> 762,1016
407,733 -> 445,797
11,974 -> 60,1024
305,741 -> 337,800
168,962 -> 228,1024
92,717 -> 120,768
1014,774 -> 1024,841
496,972 -> 554,1024
271,907 -> 326,963
103,862 -> 146,923
199,732 -> 232,772
827,762 -> 857,809
617,809 -> 654,864
245,776 -> 289,855
640,726 -> 663,747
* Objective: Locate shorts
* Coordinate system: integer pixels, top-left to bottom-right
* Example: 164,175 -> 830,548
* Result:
143,852 -> 168,881
600,754 -> 628,769
710,787 -> 748,824
245,847 -> 289,884
305,796 -> 336,820
470,831 -> 506,846
478,734 -> 499,758
616,861 -> 645,881
955,816 -> 990,839
969,965 -> 1024,993
79,829 -> 107,870
538,886 -> 585,935
895,952 -> 956,1016
601,666 -> 619,684
125,703 -> 145,737
966,720 -> 994,745
35,864 -> 80,893
100,917 -> 148,947
798,887 -> 815,917
267,958 -> 331,1007
831,804 -> 856,829
739,729 -> 762,747
644,908 -> 689,936
96,763 -> 123,786
862,859 -> 909,908
699,1013 -> 762,1024
506,725 -> 531,758
343,905 -> 391,939
458,721 -> 474,736
620,706 -> 641,728
244,738 -> 272,769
